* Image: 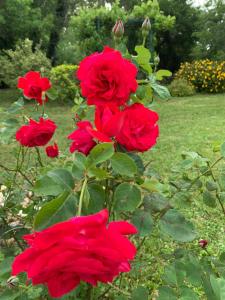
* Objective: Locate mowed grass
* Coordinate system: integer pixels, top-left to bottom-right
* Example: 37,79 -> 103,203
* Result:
149,93 -> 225,174
1,90 -> 225,174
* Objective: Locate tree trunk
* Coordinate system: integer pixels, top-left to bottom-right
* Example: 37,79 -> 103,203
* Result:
47,0 -> 70,65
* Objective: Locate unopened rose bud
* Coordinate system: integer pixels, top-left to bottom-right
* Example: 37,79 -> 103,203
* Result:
7,276 -> 19,288
142,17 -> 151,31
142,17 -> 151,38
154,55 -> 160,66
199,239 -> 208,248
112,19 -> 124,39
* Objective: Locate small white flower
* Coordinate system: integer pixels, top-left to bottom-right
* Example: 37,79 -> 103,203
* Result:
17,210 -> 27,218
1,185 -> 7,192
0,192 -> 4,207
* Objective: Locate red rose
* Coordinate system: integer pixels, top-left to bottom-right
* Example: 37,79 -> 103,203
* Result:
45,143 -> 59,158
16,118 -> 57,147
77,46 -> 138,107
18,71 -> 51,105
113,103 -> 159,152
12,209 -> 137,298
68,121 -> 96,155
199,239 -> 208,248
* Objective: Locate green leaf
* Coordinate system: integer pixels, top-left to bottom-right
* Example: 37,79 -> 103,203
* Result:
219,174 -> 225,191
203,191 -> 217,208
0,290 -> 20,300
87,167 -> 109,179
7,98 -> 24,113
206,181 -> 218,191
34,192 -> 77,230
0,118 -> 20,144
157,286 -> 177,300
87,143 -> 114,166
210,275 -> 225,300
127,152 -> 145,175
110,153 -> 137,176
180,287 -> 199,300
185,260 -> 202,287
131,286 -> 149,300
34,175 -> 64,196
47,168 -> 74,191
132,209 -> 154,236
159,209 -> 197,242
0,257 -> 14,278
72,152 -> 87,180
221,142 -> 225,158
156,69 -> 172,81
143,193 -> 169,212
46,87 -> 58,100
114,183 -> 141,212
134,45 -> 152,74
87,183 -> 105,213
151,82 -> 171,100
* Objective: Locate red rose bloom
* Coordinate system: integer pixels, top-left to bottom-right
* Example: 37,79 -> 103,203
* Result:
113,103 -> 159,152
12,209 -> 137,298
77,46 -> 138,107
68,121 -> 96,155
18,71 -> 51,105
16,118 -> 57,147
45,143 -> 59,158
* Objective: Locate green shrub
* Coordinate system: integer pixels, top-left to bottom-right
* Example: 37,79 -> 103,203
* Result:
50,64 -> 79,103
176,59 -> 225,93
0,39 -> 51,88
168,78 -> 195,97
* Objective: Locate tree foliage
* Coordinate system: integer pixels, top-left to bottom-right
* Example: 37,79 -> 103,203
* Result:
191,0 -> 225,61
156,0 -> 199,72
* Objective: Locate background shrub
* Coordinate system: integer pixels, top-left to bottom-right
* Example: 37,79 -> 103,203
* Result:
50,64 -> 79,103
168,78 -> 195,97
0,39 -> 51,88
176,60 -> 225,93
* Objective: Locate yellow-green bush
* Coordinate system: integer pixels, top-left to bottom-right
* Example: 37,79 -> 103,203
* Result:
176,60 -> 225,93
168,78 -> 195,97
50,64 -> 79,103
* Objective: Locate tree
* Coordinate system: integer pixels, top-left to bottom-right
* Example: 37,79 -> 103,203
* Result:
191,0 -> 225,61
156,0 -> 199,71
0,0 -> 54,51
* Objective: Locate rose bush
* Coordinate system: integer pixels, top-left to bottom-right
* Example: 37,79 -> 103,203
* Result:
2,19 -> 223,300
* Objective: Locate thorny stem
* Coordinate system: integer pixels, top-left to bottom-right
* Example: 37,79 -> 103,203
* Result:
77,177 -> 88,216
0,164 -> 33,186
35,147 -> 44,167
107,283 -> 130,296
189,156 -> 223,190
0,216 -> 25,251
137,237 -> 147,252
210,168 -> 225,216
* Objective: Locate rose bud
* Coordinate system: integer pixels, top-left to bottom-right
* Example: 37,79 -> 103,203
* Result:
142,17 -> 151,37
154,55 -> 160,66
7,276 -> 19,288
199,239 -> 208,248
112,19 -> 124,39
45,143 -> 59,158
